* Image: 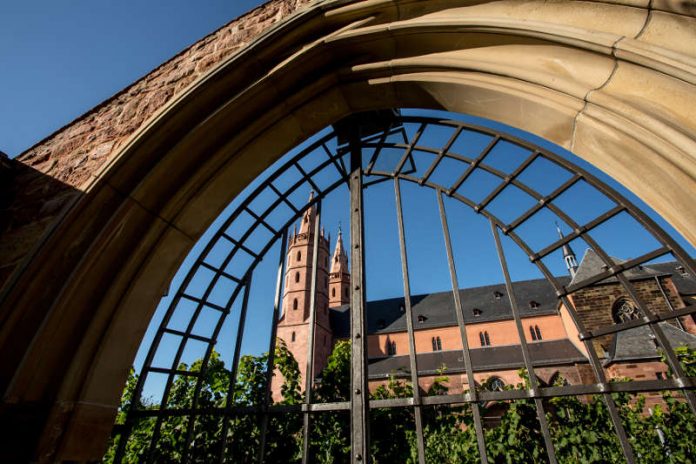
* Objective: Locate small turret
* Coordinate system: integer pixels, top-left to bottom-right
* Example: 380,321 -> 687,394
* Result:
556,222 -> 578,278
329,224 -> 351,307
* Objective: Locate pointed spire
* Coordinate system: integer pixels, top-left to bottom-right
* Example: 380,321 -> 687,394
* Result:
556,222 -> 578,277
331,224 -> 348,274
299,190 -> 317,235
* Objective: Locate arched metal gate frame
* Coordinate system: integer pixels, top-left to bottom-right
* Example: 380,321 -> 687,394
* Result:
113,112 -> 696,464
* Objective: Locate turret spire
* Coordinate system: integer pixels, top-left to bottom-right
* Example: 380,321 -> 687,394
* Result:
556,222 -> 578,277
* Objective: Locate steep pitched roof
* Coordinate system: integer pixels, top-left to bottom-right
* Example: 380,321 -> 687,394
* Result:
606,323 -> 696,364
367,339 -> 586,379
569,248 -> 666,287
360,277 -> 569,335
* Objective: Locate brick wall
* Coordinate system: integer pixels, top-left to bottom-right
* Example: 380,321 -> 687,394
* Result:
570,277 -> 682,353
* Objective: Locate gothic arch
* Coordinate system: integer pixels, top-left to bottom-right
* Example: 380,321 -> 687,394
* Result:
1,0 -> 696,461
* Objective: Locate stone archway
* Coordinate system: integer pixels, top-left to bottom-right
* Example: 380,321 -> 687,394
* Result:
1,0 -> 695,461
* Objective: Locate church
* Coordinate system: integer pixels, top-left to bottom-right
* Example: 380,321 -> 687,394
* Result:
273,198 -> 696,404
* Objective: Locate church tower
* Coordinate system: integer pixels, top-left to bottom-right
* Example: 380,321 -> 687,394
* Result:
274,193 -> 333,399
329,226 -> 351,307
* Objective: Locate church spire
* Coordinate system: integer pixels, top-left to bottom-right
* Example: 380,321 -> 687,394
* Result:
556,222 -> 578,277
299,190 -> 317,235
331,224 -> 348,274
329,223 -> 350,307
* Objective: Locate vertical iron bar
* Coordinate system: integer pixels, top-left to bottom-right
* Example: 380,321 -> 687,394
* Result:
436,190 -> 489,464
507,232 -> 637,464
490,221 -> 558,464
215,278 -> 253,463
258,231 -> 289,463
393,179 -> 426,464
349,128 -> 370,464
302,201 -> 323,463
655,276 -> 685,331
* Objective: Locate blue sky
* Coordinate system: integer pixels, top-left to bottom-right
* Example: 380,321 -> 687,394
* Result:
0,0 -> 264,157
3,3 -> 694,403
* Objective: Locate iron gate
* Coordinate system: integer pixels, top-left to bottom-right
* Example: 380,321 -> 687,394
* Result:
112,112 -> 696,464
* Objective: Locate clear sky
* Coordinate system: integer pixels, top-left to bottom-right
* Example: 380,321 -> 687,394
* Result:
0,0 -> 265,157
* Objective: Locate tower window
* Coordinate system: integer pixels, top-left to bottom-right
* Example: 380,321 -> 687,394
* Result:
293,298 -> 298,310
297,251 -> 302,262
432,336 -> 442,351
479,331 -> 491,347
387,340 -> 397,356
332,288 -> 336,298
295,272 -> 300,283
529,325 -> 542,341
291,331 -> 296,342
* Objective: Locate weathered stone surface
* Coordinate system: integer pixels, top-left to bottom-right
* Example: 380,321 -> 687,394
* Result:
0,0 -> 313,295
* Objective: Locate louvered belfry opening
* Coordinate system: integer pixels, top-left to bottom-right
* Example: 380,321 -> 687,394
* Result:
110,112 -> 696,464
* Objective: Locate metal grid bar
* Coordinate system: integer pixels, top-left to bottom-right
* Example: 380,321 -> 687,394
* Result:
476,151 -> 538,212
127,372 -> 696,420
655,275 -> 686,331
258,230 -> 288,463
504,174 -> 581,234
490,221 -> 558,464
393,178 -> 426,464
393,123 -> 425,176
528,205 -> 625,261
349,129 -> 370,464
447,135 -> 499,195
301,200 -> 322,463
214,280 -> 252,462
436,190 -> 489,464
419,126 -> 462,186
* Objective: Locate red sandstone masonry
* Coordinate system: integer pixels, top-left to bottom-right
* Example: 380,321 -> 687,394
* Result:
0,0 -> 312,293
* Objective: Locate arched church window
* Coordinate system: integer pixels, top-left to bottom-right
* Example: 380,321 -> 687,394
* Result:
432,336 -> 442,351
479,331 -> 491,346
387,341 -> 397,356
295,272 -> 300,283
535,326 -> 542,340
612,298 -> 640,323
487,376 -> 505,392
530,325 -> 537,341
332,288 -> 336,298
297,251 -> 301,262
293,298 -> 298,310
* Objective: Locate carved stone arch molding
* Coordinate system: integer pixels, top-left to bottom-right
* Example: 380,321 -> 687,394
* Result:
1,0 -> 695,461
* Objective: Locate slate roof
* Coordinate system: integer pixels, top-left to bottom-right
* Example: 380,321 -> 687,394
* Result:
354,277 -> 570,335
367,339 -> 587,379
606,323 -> 696,364
569,248 -> 667,287
648,262 -> 696,295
